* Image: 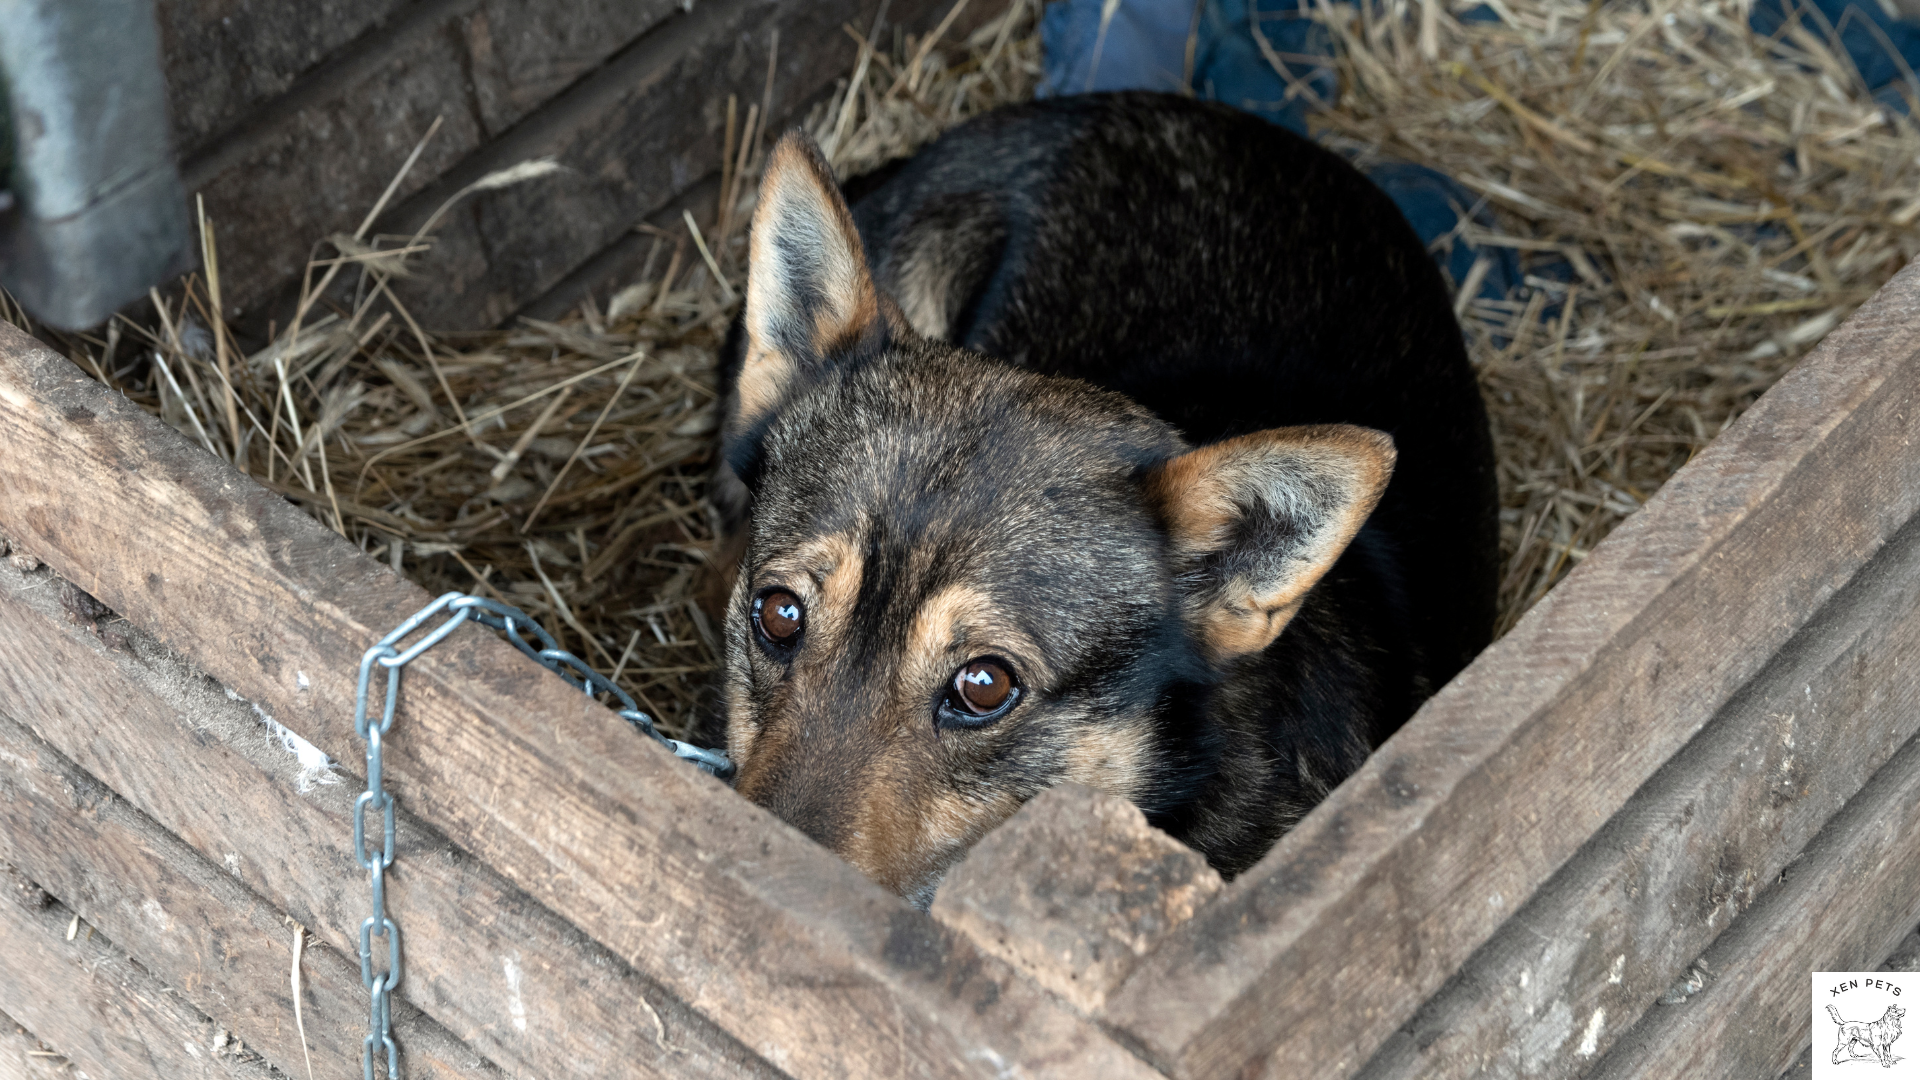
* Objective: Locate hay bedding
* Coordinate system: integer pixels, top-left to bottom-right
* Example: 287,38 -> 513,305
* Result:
9,0 -> 1914,736
1308,0 -> 1920,629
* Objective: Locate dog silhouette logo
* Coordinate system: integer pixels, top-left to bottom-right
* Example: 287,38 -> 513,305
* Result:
1828,1003 -> 1905,1068
1816,973 -> 1918,1077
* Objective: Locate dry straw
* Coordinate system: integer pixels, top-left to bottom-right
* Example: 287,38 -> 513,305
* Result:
16,0 -> 1914,734
1307,0 -> 1920,629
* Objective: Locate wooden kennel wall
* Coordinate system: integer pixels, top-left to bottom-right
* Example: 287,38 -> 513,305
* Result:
5,251 -> 1920,1080
157,0 -> 971,331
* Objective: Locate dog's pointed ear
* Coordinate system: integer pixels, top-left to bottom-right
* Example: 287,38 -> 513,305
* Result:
1147,425 -> 1396,661
735,130 -> 887,430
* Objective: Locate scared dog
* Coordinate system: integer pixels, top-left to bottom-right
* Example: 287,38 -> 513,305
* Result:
710,92 -> 1498,906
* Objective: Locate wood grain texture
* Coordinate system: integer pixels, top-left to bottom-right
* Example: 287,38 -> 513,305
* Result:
155,0 -> 421,158
1354,503 -> 1920,1079
0,708 -> 500,1080
1585,725 -> 1920,1079
0,325 -> 1159,1077
0,553 -> 780,1080
0,864 -> 280,1080
0,1009 -> 75,1080
178,0 -> 684,321
1099,261 -> 1920,1078
933,784 -> 1223,1015
179,0 -> 960,327
376,0 -> 959,329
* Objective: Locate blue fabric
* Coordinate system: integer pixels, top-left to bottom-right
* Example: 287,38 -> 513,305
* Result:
1750,0 -> 1920,107
1038,0 -> 1194,97
1364,161 -> 1521,303
1038,0 -> 1334,136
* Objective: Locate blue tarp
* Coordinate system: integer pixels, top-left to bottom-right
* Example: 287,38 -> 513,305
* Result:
1039,0 -> 1920,303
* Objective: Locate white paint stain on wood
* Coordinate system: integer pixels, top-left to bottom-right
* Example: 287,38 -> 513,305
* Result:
503,954 -> 529,1032
1576,1007 -> 1606,1056
227,687 -> 337,791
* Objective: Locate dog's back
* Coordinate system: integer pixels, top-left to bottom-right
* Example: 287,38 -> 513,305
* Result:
847,92 -> 1498,712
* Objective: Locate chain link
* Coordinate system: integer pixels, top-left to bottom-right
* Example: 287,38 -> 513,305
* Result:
349,591 -> 733,1078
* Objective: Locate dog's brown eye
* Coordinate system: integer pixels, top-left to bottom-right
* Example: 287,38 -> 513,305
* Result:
954,659 -> 1013,714
754,590 -> 804,645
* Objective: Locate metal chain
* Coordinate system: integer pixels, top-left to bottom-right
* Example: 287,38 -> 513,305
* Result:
349,591 -> 733,1079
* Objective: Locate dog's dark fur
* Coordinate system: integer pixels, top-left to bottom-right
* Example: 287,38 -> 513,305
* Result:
709,92 -> 1497,906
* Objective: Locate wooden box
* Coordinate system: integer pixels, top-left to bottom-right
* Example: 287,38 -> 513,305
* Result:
3,1 -> 1920,1074
6,242 -> 1920,1080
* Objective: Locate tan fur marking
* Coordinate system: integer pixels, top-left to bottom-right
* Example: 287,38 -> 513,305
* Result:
840,761 -> 940,895
919,790 -> 993,852
901,582 -> 1054,697
894,254 -> 961,340
756,531 -> 864,645
1149,448 -> 1240,555
1201,596 -> 1308,659
728,531 -> 864,781
904,583 -> 990,675
1059,722 -> 1153,803
1151,424 -> 1396,660
846,785 -> 1022,900
733,345 -> 791,431
722,578 -> 757,763
812,271 -> 881,357
820,579 -> 1056,898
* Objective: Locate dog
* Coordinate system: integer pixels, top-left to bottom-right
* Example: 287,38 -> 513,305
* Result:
709,92 -> 1498,906
1830,1003 -> 1905,1067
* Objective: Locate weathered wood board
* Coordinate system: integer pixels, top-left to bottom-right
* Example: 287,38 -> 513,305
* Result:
0,863 -> 283,1080
0,553 -> 771,1076
0,707 -> 498,1080
0,1009 -> 79,1080
1586,725 -> 1920,1079
0,320 -> 1153,1078
0,552 -> 778,1080
167,0 -> 967,329
156,0 -> 414,159
1357,503 -> 1920,1078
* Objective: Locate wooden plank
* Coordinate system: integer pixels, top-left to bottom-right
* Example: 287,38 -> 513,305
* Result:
932,784 -> 1223,1015
1355,498 -> 1920,1078
0,553 -> 780,1080
515,173 -> 722,323
0,331 -> 1158,1075
180,0 -> 686,322
0,1009 -> 75,1080
1098,261 -> 1920,1077
179,20 -> 485,320
184,0 -> 961,327
1585,725 -> 1920,1079
0,863 -> 280,1080
377,0 -> 960,329
155,0 -> 419,158
0,708 -> 500,1080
